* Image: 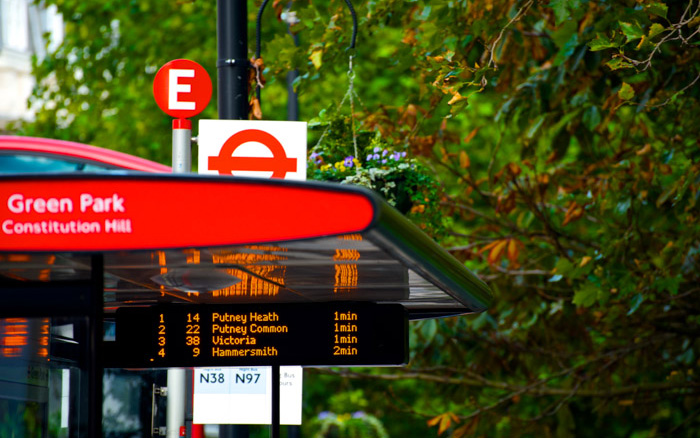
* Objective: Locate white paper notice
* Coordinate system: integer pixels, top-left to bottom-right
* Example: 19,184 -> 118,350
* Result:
193,366 -> 303,425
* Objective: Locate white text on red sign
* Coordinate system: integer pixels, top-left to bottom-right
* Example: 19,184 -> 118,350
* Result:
2,193 -> 132,236
169,69 -> 196,111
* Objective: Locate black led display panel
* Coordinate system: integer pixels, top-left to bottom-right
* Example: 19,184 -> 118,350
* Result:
111,302 -> 407,367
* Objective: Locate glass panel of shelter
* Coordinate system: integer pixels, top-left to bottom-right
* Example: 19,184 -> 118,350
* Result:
0,316 -> 88,437
0,236 -> 470,436
0,315 -> 167,437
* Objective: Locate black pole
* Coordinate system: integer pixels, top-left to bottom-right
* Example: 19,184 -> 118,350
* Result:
285,1 -> 299,121
220,425 -> 250,438
217,0 -> 249,120
286,70 -> 299,121
285,28 -> 299,121
88,254 -> 104,438
217,2 -> 251,437
271,365 -> 280,438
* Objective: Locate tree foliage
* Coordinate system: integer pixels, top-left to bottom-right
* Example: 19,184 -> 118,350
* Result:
14,0 -> 700,436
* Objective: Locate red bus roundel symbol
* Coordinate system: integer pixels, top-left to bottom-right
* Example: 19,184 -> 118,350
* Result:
208,129 -> 297,179
153,59 -> 212,119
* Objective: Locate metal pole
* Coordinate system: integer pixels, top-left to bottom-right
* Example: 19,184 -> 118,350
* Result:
166,369 -> 187,438
172,119 -> 192,173
168,116 -> 190,437
217,0 -> 249,120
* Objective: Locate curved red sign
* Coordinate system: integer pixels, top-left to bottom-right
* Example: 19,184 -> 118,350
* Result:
0,176 -> 376,252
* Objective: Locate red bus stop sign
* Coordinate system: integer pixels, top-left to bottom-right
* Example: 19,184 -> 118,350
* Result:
198,120 -> 308,180
153,59 -> 212,119
208,129 -> 297,178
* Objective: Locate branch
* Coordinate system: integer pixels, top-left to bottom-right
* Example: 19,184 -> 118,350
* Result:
316,368 -> 700,399
481,266 -> 551,281
646,72 -> 700,108
511,177 -> 572,260
487,0 -> 535,70
621,0 -> 700,71
313,334 -> 682,404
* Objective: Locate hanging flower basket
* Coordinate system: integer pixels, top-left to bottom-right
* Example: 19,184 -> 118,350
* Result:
308,115 -> 445,237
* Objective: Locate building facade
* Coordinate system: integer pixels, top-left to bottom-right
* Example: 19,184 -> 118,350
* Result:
0,0 -> 62,126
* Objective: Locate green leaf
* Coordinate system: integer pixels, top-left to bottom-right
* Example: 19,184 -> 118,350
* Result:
554,32 -> 580,66
420,319 -> 438,343
627,293 -> 644,315
555,258 -> 574,277
573,283 -> 603,307
549,0 -> 583,26
582,105 -> 601,130
620,21 -> 644,43
606,58 -> 634,70
309,48 -> 323,69
648,23 -> 666,39
618,82 -> 635,100
654,277 -> 681,294
588,34 -> 617,51
645,2 -> 668,18
552,20 -> 578,49
549,0 -> 570,26
526,114 -> 546,139
656,185 -> 676,207
556,405 -> 575,438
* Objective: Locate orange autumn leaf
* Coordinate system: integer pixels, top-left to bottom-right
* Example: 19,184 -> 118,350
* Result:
480,239 -> 520,267
463,127 -> 479,144
507,239 -> 520,267
484,239 -> 508,265
448,92 -> 467,105
478,240 -> 501,255
428,412 -> 460,435
459,150 -> 470,169
250,98 -> 263,120
452,417 -> 479,438
563,202 -> 584,226
495,192 -> 516,215
507,162 -> 522,177
402,28 -> 418,45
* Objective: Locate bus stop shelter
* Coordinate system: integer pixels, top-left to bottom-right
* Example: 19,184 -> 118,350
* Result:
0,174 -> 492,437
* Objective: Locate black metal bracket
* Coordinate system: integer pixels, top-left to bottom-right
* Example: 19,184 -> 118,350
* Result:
216,58 -> 250,68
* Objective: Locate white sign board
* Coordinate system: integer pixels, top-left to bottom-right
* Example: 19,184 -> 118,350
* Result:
198,120 -> 307,180
193,366 -> 303,425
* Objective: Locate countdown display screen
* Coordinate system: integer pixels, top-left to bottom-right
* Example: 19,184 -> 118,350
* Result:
112,303 -> 407,367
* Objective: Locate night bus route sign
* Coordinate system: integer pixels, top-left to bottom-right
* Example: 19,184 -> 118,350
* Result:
111,303 -> 407,367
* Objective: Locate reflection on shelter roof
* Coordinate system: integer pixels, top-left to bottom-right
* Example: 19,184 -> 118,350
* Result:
0,174 -> 492,319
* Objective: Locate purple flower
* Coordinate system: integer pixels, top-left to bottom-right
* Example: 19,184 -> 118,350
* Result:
373,146 -> 381,153
372,153 -> 380,160
318,411 -> 332,419
344,156 -> 355,168
366,155 -> 372,161
310,152 -> 322,165
401,151 -> 407,158
382,149 -> 389,157
352,411 -> 366,418
391,152 -> 401,161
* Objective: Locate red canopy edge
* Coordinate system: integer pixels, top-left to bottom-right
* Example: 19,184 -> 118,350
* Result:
0,174 -> 378,252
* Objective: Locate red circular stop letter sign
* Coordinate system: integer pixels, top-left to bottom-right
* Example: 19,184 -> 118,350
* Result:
153,59 -> 212,118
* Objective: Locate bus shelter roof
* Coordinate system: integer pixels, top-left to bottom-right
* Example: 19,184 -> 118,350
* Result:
0,174 -> 492,319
